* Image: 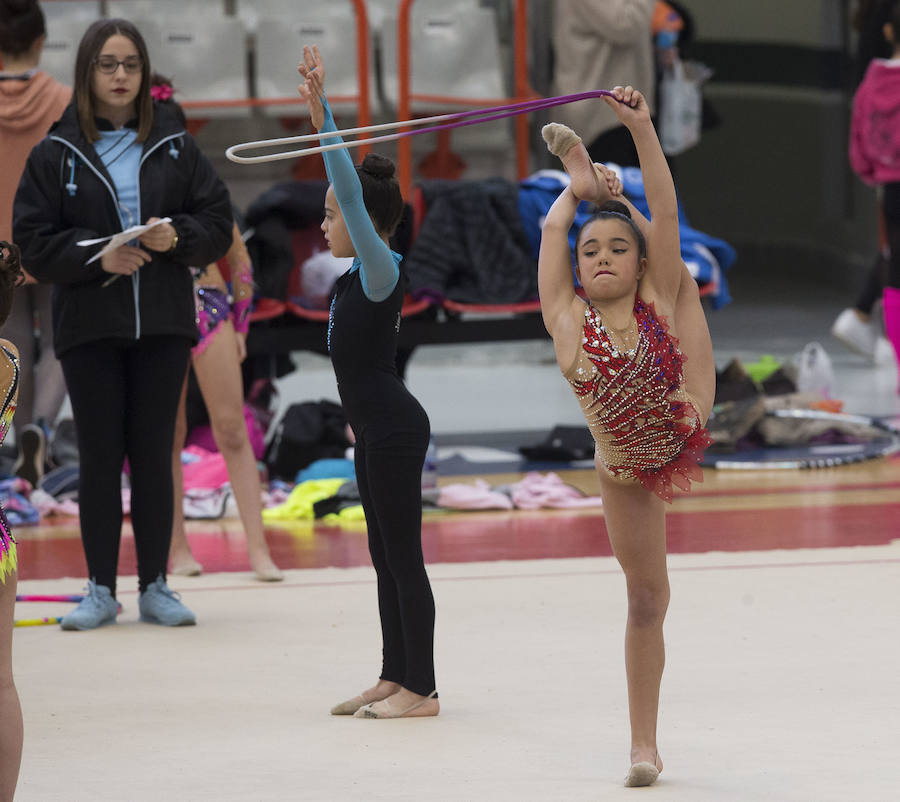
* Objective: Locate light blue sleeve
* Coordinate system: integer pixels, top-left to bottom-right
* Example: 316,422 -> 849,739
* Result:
320,99 -> 399,302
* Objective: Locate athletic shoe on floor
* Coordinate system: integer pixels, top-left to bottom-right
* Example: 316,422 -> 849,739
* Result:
875,336 -> 898,367
139,576 -> 197,626
14,423 -> 47,487
831,308 -> 878,360
60,580 -> 119,631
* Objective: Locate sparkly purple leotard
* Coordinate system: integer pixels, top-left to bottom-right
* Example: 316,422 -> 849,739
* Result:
0,345 -> 20,583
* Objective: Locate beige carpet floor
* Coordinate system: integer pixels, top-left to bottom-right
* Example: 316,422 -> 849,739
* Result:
11,543 -> 900,801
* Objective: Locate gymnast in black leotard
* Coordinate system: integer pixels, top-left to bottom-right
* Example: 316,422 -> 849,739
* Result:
298,45 -> 438,720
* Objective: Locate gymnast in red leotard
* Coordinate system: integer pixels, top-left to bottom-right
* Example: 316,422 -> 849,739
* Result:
538,85 -> 715,787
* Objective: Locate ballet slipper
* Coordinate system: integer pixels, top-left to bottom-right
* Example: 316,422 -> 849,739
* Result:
624,762 -> 659,787
541,122 -> 582,158
253,566 -> 284,582
249,549 -> 284,582
542,123 -> 603,203
353,690 -> 439,719
624,753 -> 662,788
169,556 -> 203,577
330,690 -> 375,716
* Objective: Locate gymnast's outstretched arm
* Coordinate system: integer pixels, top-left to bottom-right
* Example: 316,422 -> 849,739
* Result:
298,45 -> 399,302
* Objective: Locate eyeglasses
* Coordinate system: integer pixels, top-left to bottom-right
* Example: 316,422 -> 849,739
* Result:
94,56 -> 143,74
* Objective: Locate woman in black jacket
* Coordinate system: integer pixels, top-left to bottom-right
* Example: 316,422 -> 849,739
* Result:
13,18 -> 233,630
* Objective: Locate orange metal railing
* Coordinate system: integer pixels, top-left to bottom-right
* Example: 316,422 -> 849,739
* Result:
397,0 -> 538,197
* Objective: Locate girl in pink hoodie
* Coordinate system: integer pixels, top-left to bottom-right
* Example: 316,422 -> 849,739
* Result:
849,1 -> 900,385
0,0 -> 71,482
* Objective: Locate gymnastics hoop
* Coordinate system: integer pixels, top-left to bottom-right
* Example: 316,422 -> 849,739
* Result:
15,617 -> 63,628
14,593 -> 124,627
14,594 -> 82,628
705,410 -> 900,471
16,593 -> 84,603
225,90 -> 617,165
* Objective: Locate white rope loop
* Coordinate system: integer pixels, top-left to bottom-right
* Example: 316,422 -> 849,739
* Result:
224,96 -> 564,165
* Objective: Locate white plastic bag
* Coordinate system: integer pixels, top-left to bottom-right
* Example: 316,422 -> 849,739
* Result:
792,342 -> 836,398
658,59 -> 710,156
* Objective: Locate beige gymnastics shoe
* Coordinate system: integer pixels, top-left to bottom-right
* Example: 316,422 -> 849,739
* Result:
624,762 -> 659,787
624,753 -> 663,787
330,690 -> 376,716
353,691 -> 439,719
541,122 -> 582,158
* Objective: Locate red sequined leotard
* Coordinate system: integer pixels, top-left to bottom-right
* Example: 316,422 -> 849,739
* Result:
564,296 -> 712,503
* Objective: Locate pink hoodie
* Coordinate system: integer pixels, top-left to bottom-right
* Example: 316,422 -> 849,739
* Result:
0,70 -> 71,242
849,58 -> 900,185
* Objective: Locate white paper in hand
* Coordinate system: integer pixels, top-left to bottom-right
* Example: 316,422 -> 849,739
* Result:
77,217 -> 172,265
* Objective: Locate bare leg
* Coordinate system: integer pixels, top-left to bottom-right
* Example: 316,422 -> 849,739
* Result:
193,322 -> 281,582
32,283 -> 68,426
597,468 -> 668,785
0,574 -> 23,802
169,374 -> 203,576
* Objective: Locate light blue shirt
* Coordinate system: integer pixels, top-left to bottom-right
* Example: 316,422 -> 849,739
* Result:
93,127 -> 142,229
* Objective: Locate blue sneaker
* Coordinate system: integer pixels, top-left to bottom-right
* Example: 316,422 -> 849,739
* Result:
60,581 -> 119,631
139,576 -> 196,626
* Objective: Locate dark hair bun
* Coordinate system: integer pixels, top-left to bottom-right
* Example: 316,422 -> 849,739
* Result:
597,199 -> 632,218
0,241 -> 23,286
360,153 -> 395,180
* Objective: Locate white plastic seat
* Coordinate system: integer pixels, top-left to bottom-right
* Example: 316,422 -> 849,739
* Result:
106,0 -> 223,21
106,2 -> 249,118
380,3 -> 506,113
40,2 -> 102,86
367,0 -> 479,35
249,1 -> 379,117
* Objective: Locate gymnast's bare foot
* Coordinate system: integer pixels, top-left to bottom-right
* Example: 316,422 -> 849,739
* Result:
330,679 -> 401,715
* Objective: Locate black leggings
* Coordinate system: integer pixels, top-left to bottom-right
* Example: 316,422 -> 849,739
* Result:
352,398 -> 435,697
60,336 -> 191,596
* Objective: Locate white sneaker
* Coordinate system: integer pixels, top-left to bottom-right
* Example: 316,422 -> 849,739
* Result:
830,308 -> 877,360
874,336 -> 898,367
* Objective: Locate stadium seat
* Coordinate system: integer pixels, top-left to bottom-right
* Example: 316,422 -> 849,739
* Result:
41,2 -> 102,86
250,1 -> 379,117
379,2 -> 506,113
106,1 -> 249,118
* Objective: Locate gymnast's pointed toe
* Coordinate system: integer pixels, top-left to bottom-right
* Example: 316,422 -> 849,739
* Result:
541,122 -> 582,158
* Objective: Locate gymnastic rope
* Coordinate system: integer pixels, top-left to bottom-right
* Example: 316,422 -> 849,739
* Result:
225,90 -> 616,164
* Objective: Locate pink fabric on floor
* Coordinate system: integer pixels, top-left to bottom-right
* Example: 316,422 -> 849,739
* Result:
181,446 -> 230,491
437,479 -> 515,510
509,472 -> 603,510
436,473 -> 603,511
29,489 -> 80,518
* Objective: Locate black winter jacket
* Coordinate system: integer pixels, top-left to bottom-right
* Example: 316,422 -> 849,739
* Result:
12,101 -> 232,356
